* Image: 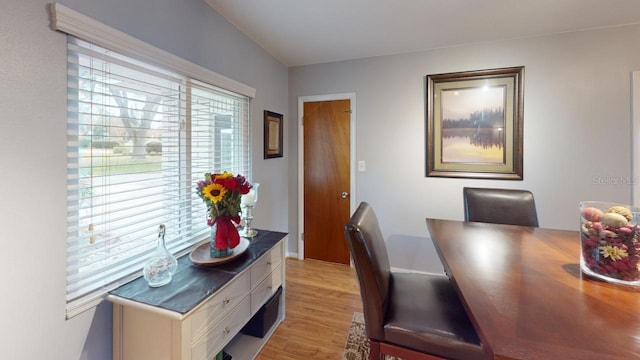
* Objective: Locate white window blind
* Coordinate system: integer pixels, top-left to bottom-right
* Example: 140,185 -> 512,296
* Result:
65,37 -> 251,318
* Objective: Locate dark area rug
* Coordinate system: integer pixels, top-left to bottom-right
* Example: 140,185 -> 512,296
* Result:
342,312 -> 402,360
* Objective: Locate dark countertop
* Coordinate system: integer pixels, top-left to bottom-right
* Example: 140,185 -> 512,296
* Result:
109,230 -> 287,314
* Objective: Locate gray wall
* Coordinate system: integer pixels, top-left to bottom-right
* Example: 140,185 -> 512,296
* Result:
289,24 -> 640,272
0,0 -> 287,358
3,0 -> 640,357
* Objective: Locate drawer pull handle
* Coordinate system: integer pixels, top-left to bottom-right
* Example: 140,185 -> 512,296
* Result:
223,296 -> 231,304
223,327 -> 230,335
266,261 -> 272,266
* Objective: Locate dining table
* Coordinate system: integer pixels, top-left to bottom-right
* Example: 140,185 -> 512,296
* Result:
426,218 -> 640,360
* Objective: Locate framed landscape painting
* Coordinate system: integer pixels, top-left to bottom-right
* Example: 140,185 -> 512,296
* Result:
426,66 -> 524,180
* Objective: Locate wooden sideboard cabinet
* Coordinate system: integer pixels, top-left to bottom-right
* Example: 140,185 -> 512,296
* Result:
108,230 -> 287,360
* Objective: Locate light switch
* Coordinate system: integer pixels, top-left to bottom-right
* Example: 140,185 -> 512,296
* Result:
358,160 -> 366,172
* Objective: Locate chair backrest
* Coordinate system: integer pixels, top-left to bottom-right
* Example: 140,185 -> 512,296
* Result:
344,202 -> 390,340
463,187 -> 539,227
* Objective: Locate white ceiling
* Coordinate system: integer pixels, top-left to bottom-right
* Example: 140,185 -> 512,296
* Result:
205,0 -> 640,67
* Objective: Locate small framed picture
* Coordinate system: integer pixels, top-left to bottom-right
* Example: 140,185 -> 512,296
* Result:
426,66 -> 524,180
264,110 -> 283,159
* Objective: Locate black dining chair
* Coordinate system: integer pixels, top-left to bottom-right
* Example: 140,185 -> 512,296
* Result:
463,187 -> 539,227
344,202 -> 488,360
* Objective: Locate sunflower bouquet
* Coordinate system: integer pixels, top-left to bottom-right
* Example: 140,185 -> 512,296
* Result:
196,172 -> 251,253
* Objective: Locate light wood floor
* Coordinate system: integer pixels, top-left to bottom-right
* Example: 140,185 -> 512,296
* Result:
255,258 -> 363,359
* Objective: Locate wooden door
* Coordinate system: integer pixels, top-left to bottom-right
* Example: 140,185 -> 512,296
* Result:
303,99 -> 351,264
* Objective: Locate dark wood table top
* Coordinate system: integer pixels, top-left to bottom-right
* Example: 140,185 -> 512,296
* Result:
426,218 -> 640,360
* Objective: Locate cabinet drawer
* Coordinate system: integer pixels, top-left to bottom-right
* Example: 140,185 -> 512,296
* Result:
190,295 -> 251,360
250,242 -> 283,288
189,271 -> 250,341
250,263 -> 282,314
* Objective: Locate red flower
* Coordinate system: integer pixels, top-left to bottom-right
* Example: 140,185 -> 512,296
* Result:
224,177 -> 239,191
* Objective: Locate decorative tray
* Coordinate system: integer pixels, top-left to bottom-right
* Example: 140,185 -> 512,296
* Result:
189,237 -> 250,266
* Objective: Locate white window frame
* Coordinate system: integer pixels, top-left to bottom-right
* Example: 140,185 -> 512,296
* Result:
50,3 -> 255,318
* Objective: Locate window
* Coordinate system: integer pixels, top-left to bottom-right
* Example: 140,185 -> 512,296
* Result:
55,4 -> 254,318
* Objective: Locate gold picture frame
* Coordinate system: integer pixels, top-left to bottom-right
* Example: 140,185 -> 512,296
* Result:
426,66 -> 524,180
264,110 -> 283,159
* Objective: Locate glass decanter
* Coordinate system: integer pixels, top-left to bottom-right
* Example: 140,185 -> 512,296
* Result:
143,224 -> 178,287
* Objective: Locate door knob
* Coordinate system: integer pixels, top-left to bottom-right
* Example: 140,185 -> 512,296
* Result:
341,192 -> 349,198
